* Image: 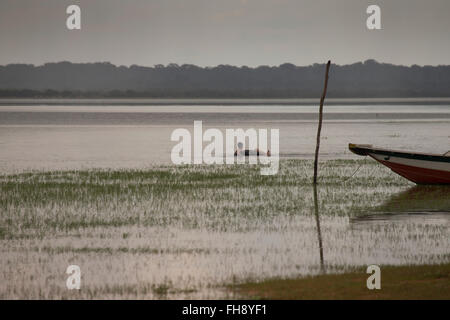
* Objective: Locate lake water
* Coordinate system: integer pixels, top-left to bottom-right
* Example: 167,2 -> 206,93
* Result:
1,103 -> 449,173
0,100 -> 449,299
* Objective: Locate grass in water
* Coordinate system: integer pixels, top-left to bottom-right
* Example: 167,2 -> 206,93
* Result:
0,159 -> 448,299
0,159 -> 413,238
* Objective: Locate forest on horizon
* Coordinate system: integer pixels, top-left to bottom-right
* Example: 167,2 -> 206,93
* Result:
1,59 -> 449,98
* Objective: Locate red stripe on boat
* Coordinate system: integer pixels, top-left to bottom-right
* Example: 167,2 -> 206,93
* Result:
377,159 -> 450,185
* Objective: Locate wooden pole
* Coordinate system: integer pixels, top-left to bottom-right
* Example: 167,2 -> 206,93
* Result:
313,184 -> 324,272
313,60 -> 331,184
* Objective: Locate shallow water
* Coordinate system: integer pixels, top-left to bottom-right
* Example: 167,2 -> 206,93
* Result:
0,161 -> 448,299
0,104 -> 449,173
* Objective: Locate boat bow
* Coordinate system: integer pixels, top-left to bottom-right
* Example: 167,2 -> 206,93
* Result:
349,143 -> 450,185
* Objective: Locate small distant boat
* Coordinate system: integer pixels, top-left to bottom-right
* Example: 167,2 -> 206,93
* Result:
349,143 -> 450,185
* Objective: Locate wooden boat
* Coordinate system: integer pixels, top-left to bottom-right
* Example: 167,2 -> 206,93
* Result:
349,143 -> 450,185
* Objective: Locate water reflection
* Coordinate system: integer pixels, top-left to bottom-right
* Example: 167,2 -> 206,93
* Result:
351,185 -> 450,226
377,185 -> 450,213
313,184 -> 325,272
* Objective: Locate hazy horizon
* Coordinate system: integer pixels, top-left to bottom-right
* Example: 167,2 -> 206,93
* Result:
1,59 -> 449,69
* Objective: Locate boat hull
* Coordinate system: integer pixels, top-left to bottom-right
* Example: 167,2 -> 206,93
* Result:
349,144 -> 450,185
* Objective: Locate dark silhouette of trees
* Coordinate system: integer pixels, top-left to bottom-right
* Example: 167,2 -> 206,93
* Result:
0,60 -> 449,98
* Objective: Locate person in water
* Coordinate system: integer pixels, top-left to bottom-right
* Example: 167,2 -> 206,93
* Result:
234,142 -> 271,156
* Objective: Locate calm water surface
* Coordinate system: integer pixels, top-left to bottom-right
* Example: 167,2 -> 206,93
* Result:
1,104 -> 449,173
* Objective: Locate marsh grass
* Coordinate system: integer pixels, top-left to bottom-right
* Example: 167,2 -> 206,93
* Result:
0,159 -> 408,238
233,263 -> 450,300
0,159 -> 448,299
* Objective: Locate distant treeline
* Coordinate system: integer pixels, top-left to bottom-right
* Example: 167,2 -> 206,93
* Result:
1,60 -> 449,98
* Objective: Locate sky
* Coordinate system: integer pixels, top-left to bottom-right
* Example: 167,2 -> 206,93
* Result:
0,0 -> 449,67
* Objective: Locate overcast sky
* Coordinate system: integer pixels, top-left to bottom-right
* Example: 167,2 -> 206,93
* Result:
0,0 -> 449,67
